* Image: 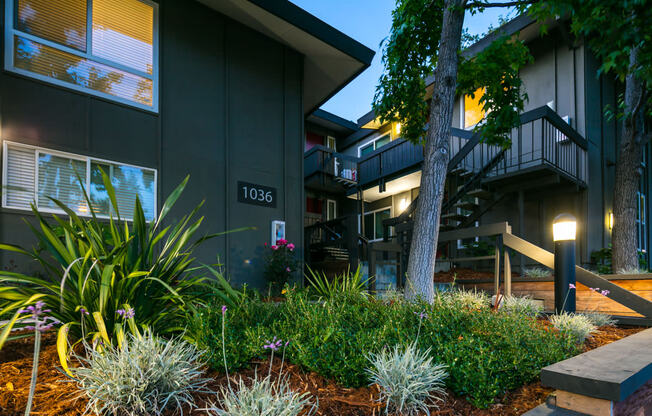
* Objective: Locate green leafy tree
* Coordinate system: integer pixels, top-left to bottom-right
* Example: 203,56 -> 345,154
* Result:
530,0 -> 652,271
373,0 -> 534,301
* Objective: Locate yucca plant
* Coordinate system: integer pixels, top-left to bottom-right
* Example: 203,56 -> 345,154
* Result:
305,265 -> 370,299
0,171 -> 245,372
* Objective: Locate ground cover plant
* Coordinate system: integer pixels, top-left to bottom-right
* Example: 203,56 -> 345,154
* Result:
193,289 -> 578,408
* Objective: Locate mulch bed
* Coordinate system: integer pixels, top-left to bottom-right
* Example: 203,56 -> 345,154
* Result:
1,324 -> 646,416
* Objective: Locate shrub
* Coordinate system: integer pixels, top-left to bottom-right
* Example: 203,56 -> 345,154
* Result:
0,174 -> 245,370
263,239 -> 299,293
305,265 -> 370,299
616,267 -> 649,275
72,331 -> 210,416
550,312 -> 597,343
581,311 -> 617,327
367,342 -> 447,415
206,375 -> 317,416
523,267 -> 552,278
502,296 -> 543,317
194,291 -> 577,408
438,288 -> 489,309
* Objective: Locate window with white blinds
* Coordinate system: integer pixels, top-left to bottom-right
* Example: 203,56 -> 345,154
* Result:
2,141 -> 157,221
5,0 -> 158,111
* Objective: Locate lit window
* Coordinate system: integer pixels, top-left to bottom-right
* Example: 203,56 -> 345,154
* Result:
3,141 -> 157,220
463,88 -> 486,129
358,133 -> 392,157
6,0 -> 157,111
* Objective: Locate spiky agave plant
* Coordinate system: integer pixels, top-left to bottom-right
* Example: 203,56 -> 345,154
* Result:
0,170 -> 246,373
305,265 -> 370,299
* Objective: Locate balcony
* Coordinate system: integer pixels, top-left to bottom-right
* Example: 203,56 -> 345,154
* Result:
356,105 -> 588,191
304,145 -> 359,193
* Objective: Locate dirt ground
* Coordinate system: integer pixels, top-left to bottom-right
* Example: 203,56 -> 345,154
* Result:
0,324 -> 645,416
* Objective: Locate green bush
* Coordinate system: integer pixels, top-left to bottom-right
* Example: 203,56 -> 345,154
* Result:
0,173 -> 245,371
193,290 -> 578,408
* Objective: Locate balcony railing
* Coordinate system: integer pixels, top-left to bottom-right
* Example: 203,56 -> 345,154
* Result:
356,105 -> 588,188
304,145 -> 358,185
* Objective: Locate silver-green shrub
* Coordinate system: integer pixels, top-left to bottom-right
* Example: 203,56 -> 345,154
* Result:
502,296 -> 543,317
72,331 -> 210,416
367,343 -> 448,415
616,267 -> 649,275
439,289 -> 489,309
523,267 -> 552,278
581,311 -> 617,327
207,375 -> 317,416
550,312 -> 597,343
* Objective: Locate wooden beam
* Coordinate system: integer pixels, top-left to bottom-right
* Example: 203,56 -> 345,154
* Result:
439,222 -> 511,242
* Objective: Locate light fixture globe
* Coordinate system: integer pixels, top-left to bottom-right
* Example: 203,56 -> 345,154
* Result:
553,213 -> 577,242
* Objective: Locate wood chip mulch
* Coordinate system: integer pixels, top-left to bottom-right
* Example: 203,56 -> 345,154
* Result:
0,325 -> 646,416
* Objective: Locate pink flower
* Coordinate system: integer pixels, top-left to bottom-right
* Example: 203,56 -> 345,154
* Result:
600,289 -> 610,296
286,267 -> 291,272
222,305 -> 227,315
263,336 -> 283,351
271,245 -> 278,250
569,283 -> 576,290
287,243 -> 295,251
277,239 -> 288,246
590,287 -> 599,292
264,242 -> 268,247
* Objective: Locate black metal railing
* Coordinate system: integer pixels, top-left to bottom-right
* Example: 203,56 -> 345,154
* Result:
304,145 -> 359,183
356,105 -> 588,189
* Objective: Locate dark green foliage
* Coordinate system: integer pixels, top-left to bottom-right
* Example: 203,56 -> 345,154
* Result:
373,0 -> 533,147
193,291 -> 577,408
263,240 -> 299,293
590,245 -> 648,274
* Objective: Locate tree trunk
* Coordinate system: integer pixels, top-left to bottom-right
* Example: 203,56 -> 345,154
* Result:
405,0 -> 465,302
612,46 -> 645,273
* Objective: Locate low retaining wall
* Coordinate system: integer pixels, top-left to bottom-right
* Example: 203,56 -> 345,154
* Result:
525,328 -> 652,415
457,275 -> 652,317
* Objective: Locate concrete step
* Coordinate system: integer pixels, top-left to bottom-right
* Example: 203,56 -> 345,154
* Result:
441,213 -> 468,222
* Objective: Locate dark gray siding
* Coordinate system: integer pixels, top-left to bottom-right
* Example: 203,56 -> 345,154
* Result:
0,0 -> 304,289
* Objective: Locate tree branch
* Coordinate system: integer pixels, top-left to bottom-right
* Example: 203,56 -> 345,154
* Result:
465,0 -> 538,9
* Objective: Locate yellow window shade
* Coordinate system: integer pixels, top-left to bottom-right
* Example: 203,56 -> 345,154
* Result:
16,0 -> 87,51
464,87 -> 485,129
92,0 -> 154,74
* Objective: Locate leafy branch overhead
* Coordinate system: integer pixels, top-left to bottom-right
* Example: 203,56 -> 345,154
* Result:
373,0 -> 533,147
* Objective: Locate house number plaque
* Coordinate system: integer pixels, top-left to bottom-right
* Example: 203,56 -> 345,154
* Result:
237,181 -> 277,208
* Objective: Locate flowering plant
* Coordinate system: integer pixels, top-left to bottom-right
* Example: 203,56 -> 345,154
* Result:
263,239 -> 300,293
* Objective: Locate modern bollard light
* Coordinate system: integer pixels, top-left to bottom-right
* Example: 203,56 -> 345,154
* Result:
553,213 -> 577,313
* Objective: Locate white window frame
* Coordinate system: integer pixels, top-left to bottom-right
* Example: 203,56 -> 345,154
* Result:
2,140 -> 157,220
326,199 -> 337,221
357,132 -> 391,157
358,205 -> 392,242
4,0 -> 159,112
325,136 -> 336,150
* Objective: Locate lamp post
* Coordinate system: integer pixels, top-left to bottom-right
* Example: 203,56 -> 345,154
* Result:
553,214 -> 577,313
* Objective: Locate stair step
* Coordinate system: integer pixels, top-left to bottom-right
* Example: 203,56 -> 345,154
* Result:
441,213 -> 468,222
449,166 -> 466,175
459,170 -> 475,178
454,201 -> 479,211
467,189 -> 493,200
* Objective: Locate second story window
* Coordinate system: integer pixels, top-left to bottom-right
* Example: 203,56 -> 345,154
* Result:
5,0 -> 158,111
463,87 -> 485,129
359,133 -> 391,157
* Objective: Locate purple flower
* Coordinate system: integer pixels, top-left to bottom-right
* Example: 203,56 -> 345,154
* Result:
590,287 -> 599,292
285,340 -> 290,347
569,283 -> 576,290
116,309 -> 126,317
414,310 -> 428,319
600,289 -> 610,296
116,308 -> 135,319
263,336 -> 283,351
79,307 -> 89,316
222,305 -> 227,315
285,267 -> 291,272
19,301 -> 57,333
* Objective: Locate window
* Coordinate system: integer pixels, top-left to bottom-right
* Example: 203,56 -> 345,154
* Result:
361,207 -> 391,241
3,141 -> 156,220
5,0 -> 158,111
462,88 -> 485,129
326,199 -> 337,221
358,133 -> 391,157
325,136 -> 336,151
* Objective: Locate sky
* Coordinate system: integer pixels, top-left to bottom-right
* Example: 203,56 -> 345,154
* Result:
290,1 -> 517,123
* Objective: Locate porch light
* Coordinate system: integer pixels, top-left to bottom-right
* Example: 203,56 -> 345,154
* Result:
553,213 -> 576,241
608,212 -> 614,230
553,213 -> 576,313
399,198 -> 409,212
395,122 -> 401,136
